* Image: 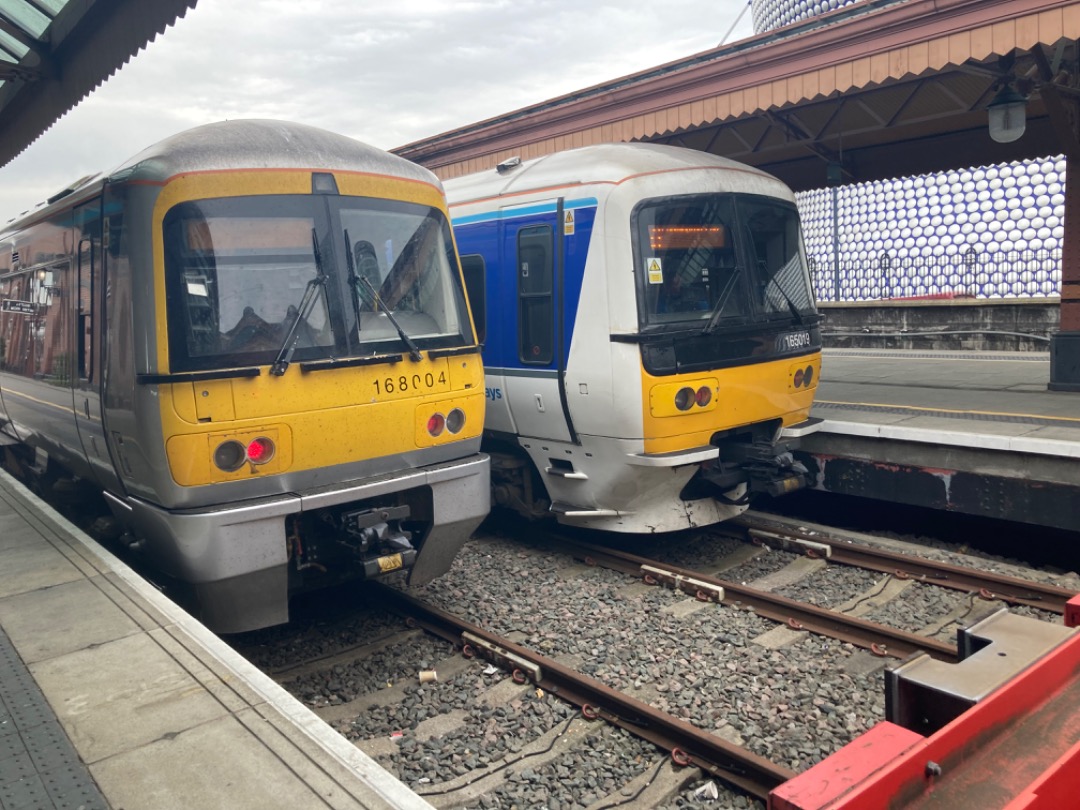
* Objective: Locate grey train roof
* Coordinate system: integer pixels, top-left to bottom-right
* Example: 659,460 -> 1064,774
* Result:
108,119 -> 441,187
4,120 -> 440,232
444,142 -> 787,203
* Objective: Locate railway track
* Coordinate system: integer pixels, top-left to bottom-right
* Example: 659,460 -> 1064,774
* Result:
727,510 -> 1076,614
231,515 -> 1078,809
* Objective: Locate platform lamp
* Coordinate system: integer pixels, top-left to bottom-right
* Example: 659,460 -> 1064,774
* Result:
987,83 -> 1027,144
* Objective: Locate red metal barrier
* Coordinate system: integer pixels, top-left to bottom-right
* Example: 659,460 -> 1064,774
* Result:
770,623 -> 1080,809
1065,594 -> 1080,628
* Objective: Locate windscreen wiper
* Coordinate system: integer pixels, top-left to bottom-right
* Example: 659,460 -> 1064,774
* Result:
763,264 -> 806,326
357,276 -> 422,362
701,269 -> 742,335
345,232 -> 422,362
270,229 -> 328,376
343,228 -> 364,336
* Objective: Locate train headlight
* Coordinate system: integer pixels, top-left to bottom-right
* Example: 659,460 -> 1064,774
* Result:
695,386 -> 712,407
213,440 -> 247,472
446,408 -> 466,434
246,436 -> 276,465
427,413 -> 446,437
674,387 -> 696,411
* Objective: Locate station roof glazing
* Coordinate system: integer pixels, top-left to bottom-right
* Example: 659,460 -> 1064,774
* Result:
0,0 -> 198,168
0,0 -> 65,86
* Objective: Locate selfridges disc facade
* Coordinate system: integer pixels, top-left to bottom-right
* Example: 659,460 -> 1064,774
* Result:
751,0 -> 1064,302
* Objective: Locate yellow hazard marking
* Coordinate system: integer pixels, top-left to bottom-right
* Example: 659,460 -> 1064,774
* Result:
816,399 -> 1080,424
647,257 -> 663,284
563,209 -> 575,235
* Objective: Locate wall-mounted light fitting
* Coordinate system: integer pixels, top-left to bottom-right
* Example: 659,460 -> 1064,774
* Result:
987,84 -> 1027,144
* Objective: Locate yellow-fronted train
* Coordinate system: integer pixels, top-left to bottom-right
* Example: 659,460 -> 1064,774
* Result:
0,120 -> 489,632
447,143 -> 820,533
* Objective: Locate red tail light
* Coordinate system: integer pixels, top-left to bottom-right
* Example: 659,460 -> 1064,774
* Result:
695,386 -> 712,407
246,437 -> 275,464
427,413 -> 446,436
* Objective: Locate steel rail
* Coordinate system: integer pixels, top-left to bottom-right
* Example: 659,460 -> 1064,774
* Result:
371,582 -> 796,800
729,511 -> 1077,615
549,537 -> 959,663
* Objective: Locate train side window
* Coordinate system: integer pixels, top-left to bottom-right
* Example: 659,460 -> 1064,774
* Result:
0,274 -> 34,376
35,263 -> 71,384
517,226 -> 553,365
459,254 -> 486,344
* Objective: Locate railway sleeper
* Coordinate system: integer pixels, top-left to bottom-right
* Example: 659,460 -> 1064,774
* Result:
748,527 -> 833,558
461,631 -> 544,684
639,564 -> 725,602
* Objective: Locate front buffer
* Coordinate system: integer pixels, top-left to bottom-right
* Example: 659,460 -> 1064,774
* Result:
108,453 -> 490,634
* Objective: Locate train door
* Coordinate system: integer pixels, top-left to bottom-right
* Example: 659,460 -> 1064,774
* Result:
459,251 -> 517,434
72,200 -> 117,490
501,201 -> 574,444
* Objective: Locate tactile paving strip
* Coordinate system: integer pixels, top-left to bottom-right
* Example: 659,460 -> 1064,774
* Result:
0,627 -> 109,810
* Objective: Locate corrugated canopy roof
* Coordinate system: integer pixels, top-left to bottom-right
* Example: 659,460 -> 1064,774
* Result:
396,0 -> 1080,192
0,0 -> 198,168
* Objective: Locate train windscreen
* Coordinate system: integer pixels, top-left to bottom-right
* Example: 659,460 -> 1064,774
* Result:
163,195 -> 473,372
633,194 -> 815,331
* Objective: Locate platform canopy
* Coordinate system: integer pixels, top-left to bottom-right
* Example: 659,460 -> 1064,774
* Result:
395,0 -> 1080,193
0,0 -> 198,169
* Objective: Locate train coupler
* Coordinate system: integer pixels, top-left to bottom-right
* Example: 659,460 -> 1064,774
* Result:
704,439 -> 811,499
338,505 -> 418,577
761,469 -> 811,497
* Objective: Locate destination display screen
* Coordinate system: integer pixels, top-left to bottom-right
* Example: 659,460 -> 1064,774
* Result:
648,225 -> 727,251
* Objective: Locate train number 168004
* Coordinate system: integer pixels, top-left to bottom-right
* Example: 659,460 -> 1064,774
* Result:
373,371 -> 447,395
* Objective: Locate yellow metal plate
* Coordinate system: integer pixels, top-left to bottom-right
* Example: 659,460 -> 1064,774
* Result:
377,553 -> 404,573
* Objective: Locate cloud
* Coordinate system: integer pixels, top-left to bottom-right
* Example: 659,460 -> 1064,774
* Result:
1,0 -> 754,224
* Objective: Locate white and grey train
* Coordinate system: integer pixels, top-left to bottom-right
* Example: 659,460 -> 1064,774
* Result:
447,143 -> 822,533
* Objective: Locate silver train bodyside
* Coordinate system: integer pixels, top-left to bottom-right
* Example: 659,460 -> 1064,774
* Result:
0,120 -> 490,632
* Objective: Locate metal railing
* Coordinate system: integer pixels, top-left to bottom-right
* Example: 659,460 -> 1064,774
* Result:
809,248 -> 1062,303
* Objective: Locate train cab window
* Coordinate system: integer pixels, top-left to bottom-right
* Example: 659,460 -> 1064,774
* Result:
634,195 -> 748,329
163,197 -> 335,372
739,199 -> 816,319
336,200 -> 473,354
517,225 -> 553,365
459,254 -> 486,344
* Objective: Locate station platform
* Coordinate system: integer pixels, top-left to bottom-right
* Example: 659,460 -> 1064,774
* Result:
0,468 -> 431,810
799,348 -> 1080,531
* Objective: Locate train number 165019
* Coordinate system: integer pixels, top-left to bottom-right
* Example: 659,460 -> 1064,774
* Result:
373,371 -> 447,395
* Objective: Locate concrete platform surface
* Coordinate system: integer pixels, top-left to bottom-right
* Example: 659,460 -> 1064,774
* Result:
813,349 -> 1080,458
799,349 -> 1080,530
0,467 -> 432,810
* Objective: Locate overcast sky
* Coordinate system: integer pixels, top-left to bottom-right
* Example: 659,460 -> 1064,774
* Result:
0,0 -> 755,225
